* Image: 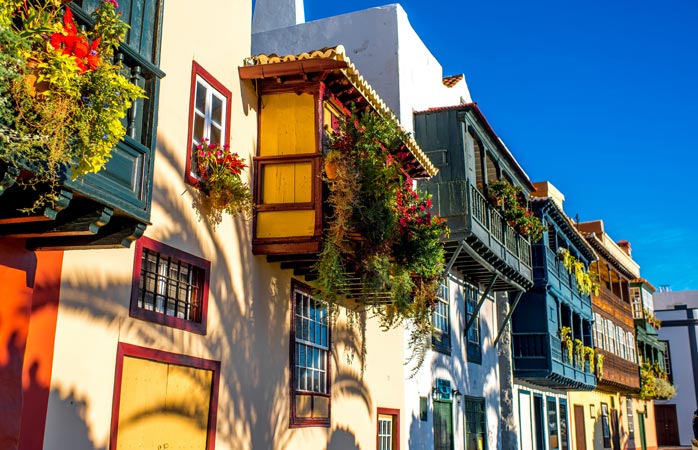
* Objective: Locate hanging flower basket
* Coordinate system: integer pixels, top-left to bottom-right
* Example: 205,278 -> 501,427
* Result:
195,139 -> 253,218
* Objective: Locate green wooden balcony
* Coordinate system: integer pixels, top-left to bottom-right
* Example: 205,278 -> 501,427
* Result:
422,179 -> 533,291
0,4 -> 164,250
512,332 -> 596,390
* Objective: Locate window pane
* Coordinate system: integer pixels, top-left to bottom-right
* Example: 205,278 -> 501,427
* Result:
210,124 -> 221,145
193,114 -> 205,143
195,82 -> 207,113
211,94 -> 223,125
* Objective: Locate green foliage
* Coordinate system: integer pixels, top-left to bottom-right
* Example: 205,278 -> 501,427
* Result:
0,1 -> 145,212
314,109 -> 449,370
559,326 -> 573,363
584,346 -> 595,372
488,179 -> 544,242
558,248 -> 600,297
596,353 -> 604,379
195,140 -> 253,218
574,338 -> 584,369
640,361 -> 676,400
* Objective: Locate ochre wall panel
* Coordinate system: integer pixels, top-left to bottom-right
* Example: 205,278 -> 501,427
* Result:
260,93 -> 315,156
256,211 -> 315,238
116,357 -> 213,450
261,162 -> 312,204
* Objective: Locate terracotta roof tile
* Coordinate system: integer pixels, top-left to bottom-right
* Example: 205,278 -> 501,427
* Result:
442,74 -> 463,88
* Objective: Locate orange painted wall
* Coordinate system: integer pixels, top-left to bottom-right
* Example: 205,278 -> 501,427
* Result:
0,239 -> 62,450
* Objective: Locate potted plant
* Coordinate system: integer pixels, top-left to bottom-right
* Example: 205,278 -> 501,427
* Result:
584,346 -> 595,372
195,139 -> 253,218
557,248 -> 599,297
596,353 -> 604,379
487,179 -> 544,242
574,338 -> 584,369
559,326 -> 573,363
0,0 -> 145,211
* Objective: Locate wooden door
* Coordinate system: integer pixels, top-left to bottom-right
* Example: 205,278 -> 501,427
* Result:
655,404 -> 680,446
573,405 -> 586,450
433,400 -> 454,450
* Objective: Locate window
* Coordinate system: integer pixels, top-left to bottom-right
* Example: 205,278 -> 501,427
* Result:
130,236 -> 210,334
630,287 -> 643,319
465,284 -> 482,364
464,396 -> 486,450
291,281 -> 330,427
662,340 -> 673,383
616,326 -> 626,360
559,400 -> 569,450
626,331 -> 636,363
601,403 -> 611,448
606,320 -> 615,354
432,280 -> 451,353
433,400 -> 454,450
595,313 -> 604,350
377,408 -> 400,450
547,398 -> 559,450
626,397 -> 634,440
110,343 -> 220,450
186,62 -> 232,184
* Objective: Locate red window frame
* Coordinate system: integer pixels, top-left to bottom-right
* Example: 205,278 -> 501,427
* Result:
185,61 -> 233,186
129,236 -> 210,335
377,407 -> 401,450
289,279 -> 331,428
109,343 -> 220,450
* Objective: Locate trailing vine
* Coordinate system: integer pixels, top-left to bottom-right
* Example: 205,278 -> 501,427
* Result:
314,109 -> 449,372
558,248 -> 600,297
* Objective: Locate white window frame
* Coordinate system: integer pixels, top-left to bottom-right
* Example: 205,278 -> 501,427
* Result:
617,326 -> 626,359
606,319 -> 616,354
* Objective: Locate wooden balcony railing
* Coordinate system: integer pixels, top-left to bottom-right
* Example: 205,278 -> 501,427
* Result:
422,179 -> 533,289
596,349 -> 640,392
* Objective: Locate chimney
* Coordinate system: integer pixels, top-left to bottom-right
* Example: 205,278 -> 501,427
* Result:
252,0 -> 305,34
617,240 -> 632,257
532,181 -> 565,210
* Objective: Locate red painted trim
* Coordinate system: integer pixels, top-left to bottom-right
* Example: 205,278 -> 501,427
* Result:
129,236 -> 210,335
185,60 -> 233,186
18,250 -> 64,450
109,343 -> 221,450
377,407 -> 401,450
289,279 -> 331,428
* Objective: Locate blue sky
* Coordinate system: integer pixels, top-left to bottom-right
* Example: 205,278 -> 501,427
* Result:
295,0 -> 698,290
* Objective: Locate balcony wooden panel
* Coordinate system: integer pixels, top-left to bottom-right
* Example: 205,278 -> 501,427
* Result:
423,179 -> 533,291
594,286 -> 634,328
512,332 -> 596,390
596,349 -> 640,393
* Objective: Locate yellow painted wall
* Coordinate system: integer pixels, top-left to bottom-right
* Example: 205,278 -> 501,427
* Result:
568,391 -> 659,450
259,93 -> 316,156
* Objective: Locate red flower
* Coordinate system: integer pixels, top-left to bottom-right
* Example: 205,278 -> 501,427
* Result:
49,6 -> 100,74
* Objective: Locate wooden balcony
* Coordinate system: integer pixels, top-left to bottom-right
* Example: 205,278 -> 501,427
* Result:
240,47 -> 435,282
538,247 -> 594,317
421,179 -> 533,291
512,332 -> 596,390
596,349 -> 640,393
0,5 -> 164,250
594,286 -> 634,328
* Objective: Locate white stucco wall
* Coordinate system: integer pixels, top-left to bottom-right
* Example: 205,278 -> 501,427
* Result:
404,272 -> 502,450
252,4 -> 471,132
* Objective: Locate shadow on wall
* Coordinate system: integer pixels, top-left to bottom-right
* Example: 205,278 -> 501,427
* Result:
326,426 -> 361,450
44,388 -> 102,450
50,88 -> 373,449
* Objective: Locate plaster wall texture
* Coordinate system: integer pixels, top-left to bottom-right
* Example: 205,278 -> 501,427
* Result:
45,0 -> 405,449
403,272 -> 502,450
655,289 -> 698,309
655,305 -> 698,445
252,4 -> 471,132
567,390 -> 657,450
